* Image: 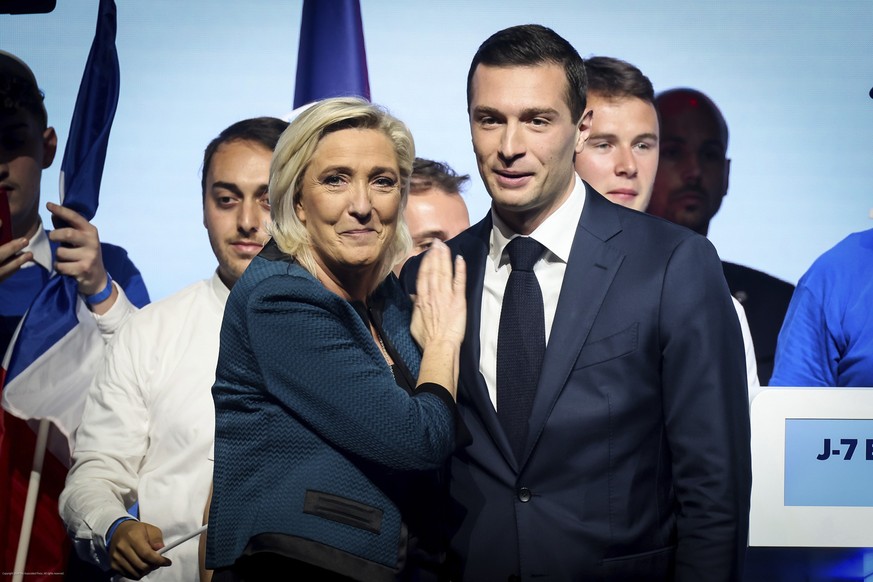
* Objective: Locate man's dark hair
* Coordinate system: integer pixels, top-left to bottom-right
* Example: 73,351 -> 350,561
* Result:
584,56 -> 654,104
410,158 -> 470,195
466,24 -> 587,121
0,67 -> 48,128
201,117 -> 289,199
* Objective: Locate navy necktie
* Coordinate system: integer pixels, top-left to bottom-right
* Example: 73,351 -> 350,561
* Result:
497,236 -> 546,460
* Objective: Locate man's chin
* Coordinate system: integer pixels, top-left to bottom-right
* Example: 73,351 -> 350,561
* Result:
673,211 -> 708,234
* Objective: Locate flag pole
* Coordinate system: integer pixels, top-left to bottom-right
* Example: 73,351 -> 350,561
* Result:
12,418 -> 50,582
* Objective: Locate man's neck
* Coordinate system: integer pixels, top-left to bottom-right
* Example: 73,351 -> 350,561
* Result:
493,180 -> 575,236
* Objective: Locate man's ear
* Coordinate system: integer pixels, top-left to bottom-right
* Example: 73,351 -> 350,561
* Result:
41,127 -> 58,169
723,158 -> 731,197
575,109 -> 593,154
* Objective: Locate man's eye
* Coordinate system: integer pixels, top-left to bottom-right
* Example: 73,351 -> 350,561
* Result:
701,148 -> 724,163
415,238 -> 436,253
530,118 -> 548,127
660,145 -> 681,159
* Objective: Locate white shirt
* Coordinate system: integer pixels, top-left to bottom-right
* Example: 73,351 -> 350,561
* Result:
60,273 -> 228,581
732,297 -> 761,402
480,177 -> 586,409
22,222 -> 54,273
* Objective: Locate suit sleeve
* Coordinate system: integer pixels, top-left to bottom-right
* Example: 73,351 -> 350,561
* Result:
244,275 -> 457,472
659,235 -> 752,581
398,252 -> 422,296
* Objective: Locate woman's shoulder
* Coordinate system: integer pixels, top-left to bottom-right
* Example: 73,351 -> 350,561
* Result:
235,254 -> 355,319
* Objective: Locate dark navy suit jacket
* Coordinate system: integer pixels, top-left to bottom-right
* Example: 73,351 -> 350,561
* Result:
402,185 -> 752,581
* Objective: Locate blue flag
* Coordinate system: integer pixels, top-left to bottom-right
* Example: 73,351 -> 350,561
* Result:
4,0 -> 120,399
58,0 -> 120,221
294,0 -> 370,108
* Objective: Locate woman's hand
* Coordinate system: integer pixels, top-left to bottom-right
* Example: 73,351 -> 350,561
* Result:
411,239 -> 466,350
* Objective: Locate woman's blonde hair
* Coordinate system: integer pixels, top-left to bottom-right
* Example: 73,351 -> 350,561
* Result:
268,97 -> 414,288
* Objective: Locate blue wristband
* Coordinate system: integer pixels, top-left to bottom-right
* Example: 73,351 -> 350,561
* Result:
85,273 -> 113,305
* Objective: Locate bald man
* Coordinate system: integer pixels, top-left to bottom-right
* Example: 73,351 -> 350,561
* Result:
648,88 -> 794,385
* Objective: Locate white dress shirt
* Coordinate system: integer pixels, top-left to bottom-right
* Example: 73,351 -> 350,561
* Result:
480,177 -> 587,410
60,272 -> 228,581
732,297 -> 761,402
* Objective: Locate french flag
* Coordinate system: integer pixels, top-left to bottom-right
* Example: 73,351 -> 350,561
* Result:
0,0 -> 132,577
2,0 -> 121,464
294,0 -> 370,108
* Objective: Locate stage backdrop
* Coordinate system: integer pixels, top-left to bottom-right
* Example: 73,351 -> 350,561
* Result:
2,0 -> 872,301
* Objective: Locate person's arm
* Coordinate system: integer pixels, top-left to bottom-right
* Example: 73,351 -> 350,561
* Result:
59,322 -> 169,575
245,245 -> 465,472
769,283 -> 836,387
659,235 -> 751,581
91,283 -> 137,341
46,203 -> 149,342
47,202 -> 119,316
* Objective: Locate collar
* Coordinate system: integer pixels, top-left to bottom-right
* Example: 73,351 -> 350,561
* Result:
488,175 -> 587,270
209,269 -> 231,304
22,223 -> 54,273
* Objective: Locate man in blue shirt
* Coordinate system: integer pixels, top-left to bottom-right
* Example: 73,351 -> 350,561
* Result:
0,49 -> 148,579
770,228 -> 873,387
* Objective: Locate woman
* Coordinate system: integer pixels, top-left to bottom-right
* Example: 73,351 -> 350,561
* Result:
206,97 -> 467,581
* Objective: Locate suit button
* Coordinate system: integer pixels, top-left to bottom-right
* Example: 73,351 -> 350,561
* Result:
518,487 -> 531,502
508,576 -> 521,582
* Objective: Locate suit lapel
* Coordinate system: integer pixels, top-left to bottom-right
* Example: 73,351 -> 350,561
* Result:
523,187 -> 626,464
452,216 -> 519,470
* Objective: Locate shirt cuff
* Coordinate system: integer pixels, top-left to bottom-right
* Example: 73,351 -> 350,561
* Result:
92,283 -> 136,338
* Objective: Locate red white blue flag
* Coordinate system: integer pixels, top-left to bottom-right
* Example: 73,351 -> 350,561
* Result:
0,1 -> 133,577
2,0 -> 121,451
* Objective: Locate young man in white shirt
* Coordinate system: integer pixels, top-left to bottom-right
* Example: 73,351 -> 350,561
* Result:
59,116 -> 288,581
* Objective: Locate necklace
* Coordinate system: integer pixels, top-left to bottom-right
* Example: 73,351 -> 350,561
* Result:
367,306 -> 395,378
375,331 -> 395,380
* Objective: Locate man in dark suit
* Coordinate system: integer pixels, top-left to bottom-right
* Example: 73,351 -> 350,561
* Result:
647,88 -> 794,385
402,25 -> 751,580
